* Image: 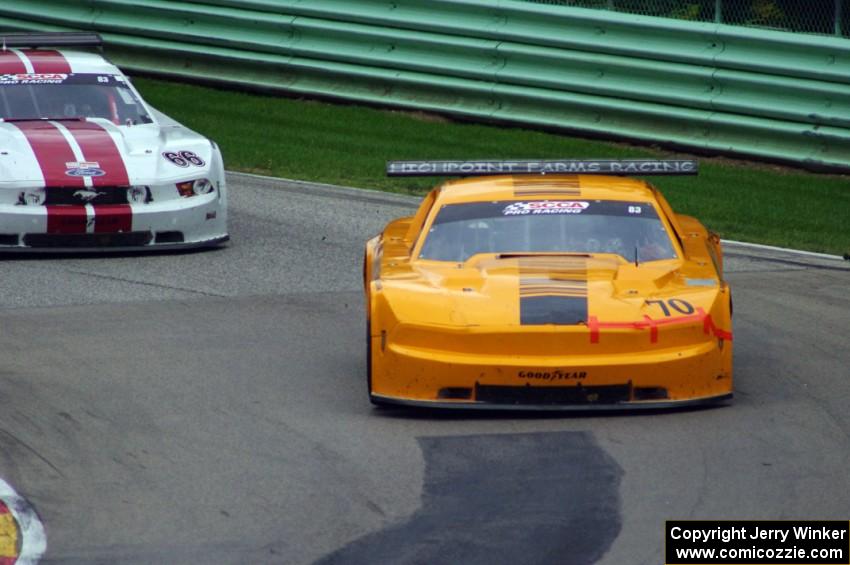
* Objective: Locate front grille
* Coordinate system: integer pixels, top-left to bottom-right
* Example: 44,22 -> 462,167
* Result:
475,382 -> 632,405
23,231 -> 153,248
633,387 -> 669,400
45,186 -> 129,205
0,234 -> 19,246
437,387 -> 474,400
155,231 -> 184,244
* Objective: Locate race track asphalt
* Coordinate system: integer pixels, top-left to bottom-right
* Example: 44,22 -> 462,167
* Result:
0,172 -> 848,564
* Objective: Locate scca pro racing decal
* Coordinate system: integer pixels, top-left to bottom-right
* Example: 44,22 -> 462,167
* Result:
431,200 -> 660,227
0,73 -> 68,85
163,150 -> 205,168
503,201 -> 589,216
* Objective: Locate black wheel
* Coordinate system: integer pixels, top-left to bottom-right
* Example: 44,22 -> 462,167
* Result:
366,320 -> 394,407
366,318 -> 375,402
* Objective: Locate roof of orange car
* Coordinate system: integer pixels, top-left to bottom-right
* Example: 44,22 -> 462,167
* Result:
435,174 -> 659,205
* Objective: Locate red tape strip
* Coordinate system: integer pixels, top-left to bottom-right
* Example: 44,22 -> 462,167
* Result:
589,307 -> 732,344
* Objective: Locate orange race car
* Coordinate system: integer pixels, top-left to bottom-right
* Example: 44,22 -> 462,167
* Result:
364,160 -> 732,410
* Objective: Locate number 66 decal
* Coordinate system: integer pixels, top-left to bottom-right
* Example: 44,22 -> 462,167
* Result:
163,150 -> 206,167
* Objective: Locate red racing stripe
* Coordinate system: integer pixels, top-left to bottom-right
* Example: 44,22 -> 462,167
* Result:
62,121 -> 130,187
12,121 -> 85,188
0,50 -> 26,73
93,205 -> 132,233
47,206 -> 88,234
21,49 -> 71,73
15,120 -> 135,234
13,121 -> 87,233
63,121 -> 132,233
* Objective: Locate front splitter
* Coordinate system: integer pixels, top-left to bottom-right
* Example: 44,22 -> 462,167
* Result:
370,392 -> 733,412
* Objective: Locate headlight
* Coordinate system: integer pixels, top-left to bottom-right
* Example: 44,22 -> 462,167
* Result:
192,178 -> 214,195
176,179 -> 214,197
126,186 -> 149,204
17,188 -> 45,206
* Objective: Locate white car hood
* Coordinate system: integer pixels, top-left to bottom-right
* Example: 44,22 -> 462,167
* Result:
0,116 -> 214,189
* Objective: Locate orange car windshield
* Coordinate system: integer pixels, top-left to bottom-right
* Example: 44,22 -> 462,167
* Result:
419,199 -> 677,263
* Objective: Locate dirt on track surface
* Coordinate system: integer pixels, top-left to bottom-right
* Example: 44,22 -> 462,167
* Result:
0,173 -> 848,564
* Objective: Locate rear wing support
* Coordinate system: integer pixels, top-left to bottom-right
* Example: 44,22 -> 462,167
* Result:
1,32 -> 103,50
387,159 -> 698,177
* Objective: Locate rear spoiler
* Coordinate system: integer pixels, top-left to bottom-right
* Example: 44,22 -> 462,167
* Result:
1,32 -> 103,49
387,159 -> 698,177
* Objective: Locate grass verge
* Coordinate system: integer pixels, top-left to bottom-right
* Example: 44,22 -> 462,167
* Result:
134,77 -> 849,256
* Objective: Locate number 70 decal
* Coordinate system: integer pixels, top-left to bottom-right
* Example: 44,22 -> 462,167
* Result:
645,299 -> 695,317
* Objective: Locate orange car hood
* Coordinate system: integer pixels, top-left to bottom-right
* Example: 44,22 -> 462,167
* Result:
379,254 -> 718,328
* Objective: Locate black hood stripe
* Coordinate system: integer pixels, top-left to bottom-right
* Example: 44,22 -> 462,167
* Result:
513,176 -> 581,197
519,258 -> 589,325
521,296 -> 588,325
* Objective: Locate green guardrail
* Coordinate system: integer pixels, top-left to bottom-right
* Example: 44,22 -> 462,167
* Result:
522,0 -> 849,38
2,0 -> 849,171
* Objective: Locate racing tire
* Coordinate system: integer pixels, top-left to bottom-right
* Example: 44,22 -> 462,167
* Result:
366,319 -> 373,400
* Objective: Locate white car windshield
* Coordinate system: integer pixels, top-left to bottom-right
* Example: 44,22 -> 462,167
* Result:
419,199 -> 678,263
0,73 -> 152,124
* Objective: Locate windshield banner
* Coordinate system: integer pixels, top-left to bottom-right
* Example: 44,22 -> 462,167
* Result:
0,73 -> 124,86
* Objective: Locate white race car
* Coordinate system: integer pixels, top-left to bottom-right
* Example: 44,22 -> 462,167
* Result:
0,32 -> 227,251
